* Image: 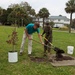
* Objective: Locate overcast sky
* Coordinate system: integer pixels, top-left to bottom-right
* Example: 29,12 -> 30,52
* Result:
0,0 -> 75,19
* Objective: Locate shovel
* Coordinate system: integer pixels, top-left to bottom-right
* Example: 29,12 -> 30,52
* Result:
43,37 -> 65,58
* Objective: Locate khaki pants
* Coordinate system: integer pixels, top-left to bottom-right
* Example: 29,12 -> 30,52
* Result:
20,31 -> 33,54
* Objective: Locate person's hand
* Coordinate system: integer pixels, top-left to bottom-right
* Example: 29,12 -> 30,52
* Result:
28,37 -> 32,40
42,42 -> 44,45
41,34 -> 43,37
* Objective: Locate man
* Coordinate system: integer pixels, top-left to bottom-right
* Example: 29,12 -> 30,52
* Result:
20,22 -> 44,55
42,21 -> 52,56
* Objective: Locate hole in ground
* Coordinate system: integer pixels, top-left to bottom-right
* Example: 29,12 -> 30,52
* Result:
30,54 -> 75,62
30,56 -> 48,62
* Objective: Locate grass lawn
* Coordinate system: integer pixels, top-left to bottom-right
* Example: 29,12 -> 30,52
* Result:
0,26 -> 75,75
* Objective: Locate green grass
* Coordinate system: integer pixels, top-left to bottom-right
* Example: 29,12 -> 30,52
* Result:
0,26 -> 75,75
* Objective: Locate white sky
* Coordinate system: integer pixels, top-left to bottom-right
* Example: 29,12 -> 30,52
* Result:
0,0 -> 75,19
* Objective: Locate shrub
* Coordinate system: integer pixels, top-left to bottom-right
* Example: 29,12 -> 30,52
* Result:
59,26 -> 69,31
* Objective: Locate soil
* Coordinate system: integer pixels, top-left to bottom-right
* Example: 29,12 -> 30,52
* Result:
30,57 -> 48,62
55,56 -> 74,61
30,55 -> 75,63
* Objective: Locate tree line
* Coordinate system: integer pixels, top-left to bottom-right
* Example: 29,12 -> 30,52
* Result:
0,2 -> 36,27
0,0 -> 75,32
0,1 -> 50,27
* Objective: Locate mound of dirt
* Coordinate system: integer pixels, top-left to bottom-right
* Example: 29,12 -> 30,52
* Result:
55,56 -> 74,61
50,54 -> 75,66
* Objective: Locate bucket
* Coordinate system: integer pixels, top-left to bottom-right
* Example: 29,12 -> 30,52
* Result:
8,51 -> 18,63
67,46 -> 74,54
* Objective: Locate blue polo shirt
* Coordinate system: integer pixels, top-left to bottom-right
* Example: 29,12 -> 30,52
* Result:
26,23 -> 40,34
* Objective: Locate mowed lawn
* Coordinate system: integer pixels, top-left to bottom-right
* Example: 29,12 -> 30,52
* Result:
0,26 -> 75,75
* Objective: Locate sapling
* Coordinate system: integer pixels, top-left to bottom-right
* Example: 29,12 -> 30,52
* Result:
6,28 -> 18,52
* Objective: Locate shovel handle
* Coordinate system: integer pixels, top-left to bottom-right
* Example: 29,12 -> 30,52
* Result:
41,36 -> 53,46
32,39 -> 51,48
32,39 -> 42,45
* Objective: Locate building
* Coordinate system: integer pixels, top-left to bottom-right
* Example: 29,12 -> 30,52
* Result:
33,15 -> 70,27
50,15 -> 70,28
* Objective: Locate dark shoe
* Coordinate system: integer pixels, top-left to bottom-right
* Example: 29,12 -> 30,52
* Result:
20,52 -> 23,56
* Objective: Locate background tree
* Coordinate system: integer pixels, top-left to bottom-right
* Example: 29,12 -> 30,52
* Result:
49,21 -> 55,28
7,2 -> 36,27
0,2 -> 36,26
65,0 -> 75,33
0,9 -> 12,25
35,14 -> 40,22
0,9 -> 6,25
0,7 -> 3,24
20,2 -> 36,16
29,9 -> 36,16
8,7 -> 27,27
0,7 -> 3,16
8,3 -> 20,9
38,8 -> 50,28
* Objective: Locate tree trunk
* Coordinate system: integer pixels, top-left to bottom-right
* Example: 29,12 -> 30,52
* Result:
69,13 -> 72,33
43,18 -> 44,28
38,18 -> 39,22
22,19 -> 23,27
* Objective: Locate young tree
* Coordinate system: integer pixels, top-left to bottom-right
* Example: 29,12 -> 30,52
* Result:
65,0 -> 75,33
38,8 -> 50,28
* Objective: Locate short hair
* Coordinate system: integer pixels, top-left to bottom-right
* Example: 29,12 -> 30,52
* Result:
46,21 -> 50,25
34,22 -> 40,27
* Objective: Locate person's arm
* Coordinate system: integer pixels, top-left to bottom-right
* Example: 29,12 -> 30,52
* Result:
38,33 -> 44,45
25,29 -> 32,40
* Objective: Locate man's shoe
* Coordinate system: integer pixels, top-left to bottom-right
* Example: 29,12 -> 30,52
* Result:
20,52 -> 23,56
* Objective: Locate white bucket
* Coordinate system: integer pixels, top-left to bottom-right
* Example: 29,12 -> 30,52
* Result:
8,51 -> 18,63
67,46 -> 74,54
